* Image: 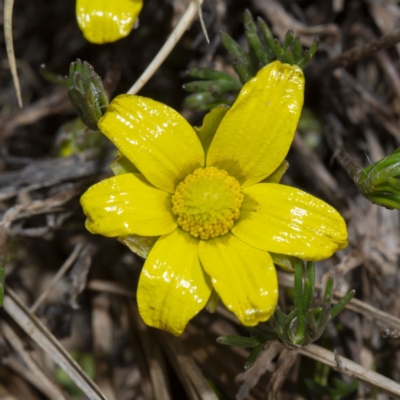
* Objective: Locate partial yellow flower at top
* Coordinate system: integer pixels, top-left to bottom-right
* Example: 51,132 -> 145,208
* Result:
76,0 -> 143,44
80,61 -> 348,336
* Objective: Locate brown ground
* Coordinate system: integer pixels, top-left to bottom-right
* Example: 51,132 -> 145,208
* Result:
1,0 -> 400,399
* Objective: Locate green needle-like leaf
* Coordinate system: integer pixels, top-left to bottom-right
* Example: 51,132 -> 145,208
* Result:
244,9 -> 269,66
293,259 -> 304,314
220,32 -> 250,62
283,29 -> 294,50
293,36 -> 302,62
232,59 -> 254,84
309,37 -> 320,57
257,17 -> 276,63
244,343 -> 264,369
186,67 -> 236,81
273,38 -> 285,61
183,79 -> 242,95
285,47 -> 296,65
216,335 -> 259,348
330,290 -> 355,320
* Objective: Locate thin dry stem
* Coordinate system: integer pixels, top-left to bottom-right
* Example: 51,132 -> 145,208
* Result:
3,287 -> 108,400
298,344 -> 400,397
127,0 -> 205,95
30,242 -> 84,312
4,0 -> 22,107
316,28 -> 400,74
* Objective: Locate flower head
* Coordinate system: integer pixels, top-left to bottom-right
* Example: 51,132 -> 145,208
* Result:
81,61 -> 348,336
76,0 -> 143,44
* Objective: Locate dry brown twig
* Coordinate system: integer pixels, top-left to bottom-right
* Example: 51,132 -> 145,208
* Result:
127,0 -> 206,95
316,28 -> 400,75
4,0 -> 22,107
3,287 -> 108,400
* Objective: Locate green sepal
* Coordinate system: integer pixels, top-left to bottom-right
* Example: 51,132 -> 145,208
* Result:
118,235 -> 158,259
194,105 -> 229,154
110,152 -> 140,176
205,289 -> 219,313
269,251 -> 296,272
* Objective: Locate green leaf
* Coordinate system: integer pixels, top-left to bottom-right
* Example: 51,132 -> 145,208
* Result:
257,17 -> 276,63
232,59 -> 254,84
217,335 -> 259,348
220,32 -> 250,62
244,10 -> 268,66
186,68 -> 236,81
330,290 -> 355,320
244,342 -> 264,369
182,79 -> 241,95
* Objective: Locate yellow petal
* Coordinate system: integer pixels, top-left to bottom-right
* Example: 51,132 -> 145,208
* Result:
232,183 -> 348,261
194,105 -> 229,156
80,173 -> 176,237
207,61 -> 304,187
199,233 -> 278,326
110,152 -> 139,176
137,230 -> 212,336
76,0 -> 143,44
98,95 -> 205,193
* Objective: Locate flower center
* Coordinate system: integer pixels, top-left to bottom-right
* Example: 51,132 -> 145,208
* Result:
172,167 -> 244,240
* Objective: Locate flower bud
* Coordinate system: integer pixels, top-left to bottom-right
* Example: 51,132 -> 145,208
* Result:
356,148 -> 400,209
68,60 -> 109,131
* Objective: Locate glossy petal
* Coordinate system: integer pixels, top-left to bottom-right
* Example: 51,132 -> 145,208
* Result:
80,173 -> 176,237
137,230 -> 212,336
207,61 -> 304,187
199,233 -> 278,326
194,105 -> 229,156
98,95 -> 205,193
232,183 -> 348,261
76,0 -> 143,44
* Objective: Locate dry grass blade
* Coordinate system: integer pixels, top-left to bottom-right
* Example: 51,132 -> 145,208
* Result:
4,0 -> 23,107
160,332 -> 219,400
2,322 -> 71,400
299,344 -> 400,397
30,242 -> 84,312
3,287 -> 108,400
127,0 -> 204,95
194,0 -> 209,43
131,305 -> 172,400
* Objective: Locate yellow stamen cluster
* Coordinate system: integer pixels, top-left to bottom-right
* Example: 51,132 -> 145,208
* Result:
172,166 -> 244,240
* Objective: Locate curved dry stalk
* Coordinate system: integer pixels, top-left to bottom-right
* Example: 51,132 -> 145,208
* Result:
3,287 -> 108,400
30,242 -> 84,312
195,0 -> 209,43
127,0 -> 205,95
299,344 -> 400,397
4,0 -> 23,107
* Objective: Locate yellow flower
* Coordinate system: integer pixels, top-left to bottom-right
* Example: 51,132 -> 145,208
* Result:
81,61 -> 348,336
76,0 -> 143,44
